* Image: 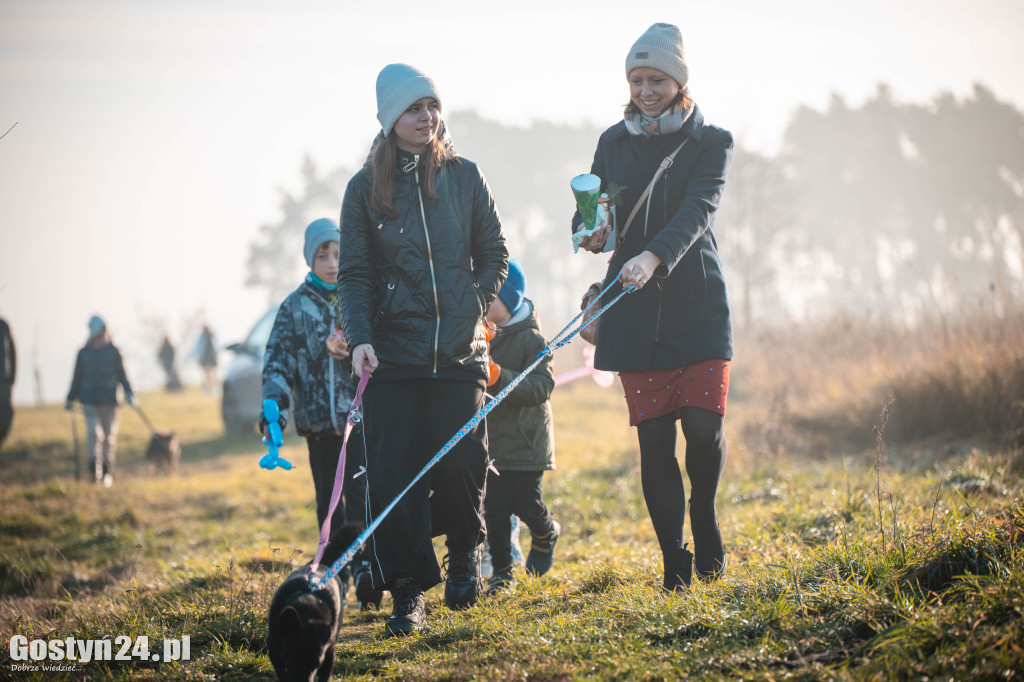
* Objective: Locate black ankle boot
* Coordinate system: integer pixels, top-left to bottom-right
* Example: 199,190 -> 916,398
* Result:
384,577 -> 425,637
443,545 -> 483,610
690,501 -> 726,581
663,543 -> 694,592
353,560 -> 383,611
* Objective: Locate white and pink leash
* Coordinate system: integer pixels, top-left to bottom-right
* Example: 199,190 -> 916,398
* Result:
307,280 -> 633,588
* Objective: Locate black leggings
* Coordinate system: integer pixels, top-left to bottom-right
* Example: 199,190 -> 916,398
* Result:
636,407 -> 726,556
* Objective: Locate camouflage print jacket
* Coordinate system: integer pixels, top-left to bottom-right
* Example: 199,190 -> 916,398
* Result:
261,280 -> 356,437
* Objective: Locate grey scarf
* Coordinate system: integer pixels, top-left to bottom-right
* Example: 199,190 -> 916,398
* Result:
624,99 -> 695,137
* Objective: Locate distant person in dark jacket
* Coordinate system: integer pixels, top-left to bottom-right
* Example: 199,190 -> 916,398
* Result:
158,335 -> 182,392
338,63 -> 508,636
480,259 -> 559,595
195,325 -> 218,395
65,316 -> 135,486
0,317 -> 15,449
259,218 -> 373,603
572,23 -> 734,590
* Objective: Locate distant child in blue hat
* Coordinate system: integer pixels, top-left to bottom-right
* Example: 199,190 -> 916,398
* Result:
259,218 -> 381,607
481,258 -> 560,593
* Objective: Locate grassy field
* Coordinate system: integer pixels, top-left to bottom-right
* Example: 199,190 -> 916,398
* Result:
1,314 -> 1022,680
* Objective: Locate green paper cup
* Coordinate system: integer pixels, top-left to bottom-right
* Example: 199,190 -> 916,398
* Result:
571,174 -> 601,230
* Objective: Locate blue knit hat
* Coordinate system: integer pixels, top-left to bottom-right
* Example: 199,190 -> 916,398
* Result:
497,258 -> 526,317
303,218 -> 339,267
376,63 -> 442,136
88,315 -> 106,336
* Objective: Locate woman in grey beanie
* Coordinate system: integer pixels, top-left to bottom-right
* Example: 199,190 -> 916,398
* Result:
572,23 -> 735,591
338,63 -> 508,636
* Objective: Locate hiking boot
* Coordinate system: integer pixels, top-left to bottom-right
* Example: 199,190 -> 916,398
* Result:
525,520 -> 560,576
383,577 -> 425,638
443,546 -> 483,610
663,543 -> 694,592
484,565 -> 516,596
690,501 -> 727,582
354,560 -> 383,611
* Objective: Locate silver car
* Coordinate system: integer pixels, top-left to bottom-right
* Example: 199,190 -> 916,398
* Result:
221,306 -> 279,435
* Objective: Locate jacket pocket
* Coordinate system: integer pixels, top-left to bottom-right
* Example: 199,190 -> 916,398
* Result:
473,279 -> 487,316
374,273 -> 399,327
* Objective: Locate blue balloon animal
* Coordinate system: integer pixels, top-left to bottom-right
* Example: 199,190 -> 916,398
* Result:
259,399 -> 293,471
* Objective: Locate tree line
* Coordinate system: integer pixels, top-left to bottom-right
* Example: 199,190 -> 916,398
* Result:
247,83 -> 1024,330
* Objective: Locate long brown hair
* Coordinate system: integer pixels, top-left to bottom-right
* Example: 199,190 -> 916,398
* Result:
624,88 -> 691,117
370,129 -> 454,218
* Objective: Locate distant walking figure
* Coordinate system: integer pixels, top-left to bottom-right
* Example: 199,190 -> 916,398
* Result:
572,23 -> 735,590
65,316 -> 136,487
195,325 -> 218,394
0,317 -> 15,449
158,335 -> 182,392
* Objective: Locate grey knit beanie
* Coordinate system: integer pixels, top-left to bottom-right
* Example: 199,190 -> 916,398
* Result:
624,23 -> 688,89
375,63 -> 442,136
303,218 -> 339,268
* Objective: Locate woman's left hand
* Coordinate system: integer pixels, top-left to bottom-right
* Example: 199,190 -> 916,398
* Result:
618,251 -> 663,291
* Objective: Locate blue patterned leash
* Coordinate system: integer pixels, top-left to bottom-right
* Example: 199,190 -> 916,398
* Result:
310,279 -> 633,588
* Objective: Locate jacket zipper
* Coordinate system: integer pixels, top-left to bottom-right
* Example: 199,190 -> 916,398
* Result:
414,155 -> 442,375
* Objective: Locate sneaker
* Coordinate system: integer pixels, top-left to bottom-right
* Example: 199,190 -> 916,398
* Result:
353,560 -> 383,611
383,577 -> 425,638
484,565 -> 515,596
663,543 -> 694,592
102,473 -> 113,488
525,520 -> 560,576
443,546 -> 483,610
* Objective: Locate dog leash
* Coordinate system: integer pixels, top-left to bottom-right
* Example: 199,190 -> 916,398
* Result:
306,371 -> 370,578
309,280 -> 634,589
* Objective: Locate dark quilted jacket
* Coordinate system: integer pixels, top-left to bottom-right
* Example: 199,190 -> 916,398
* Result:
338,148 -> 508,385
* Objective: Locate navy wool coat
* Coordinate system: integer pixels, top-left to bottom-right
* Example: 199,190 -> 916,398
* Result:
572,105 -> 734,373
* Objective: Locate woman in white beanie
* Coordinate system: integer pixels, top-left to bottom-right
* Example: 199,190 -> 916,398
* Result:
572,23 -> 734,591
338,63 -> 508,636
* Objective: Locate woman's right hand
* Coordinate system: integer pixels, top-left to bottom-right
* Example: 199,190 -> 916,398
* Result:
575,216 -> 613,253
351,343 -> 379,378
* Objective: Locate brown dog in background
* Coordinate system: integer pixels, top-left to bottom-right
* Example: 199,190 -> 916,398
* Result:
146,432 -> 180,475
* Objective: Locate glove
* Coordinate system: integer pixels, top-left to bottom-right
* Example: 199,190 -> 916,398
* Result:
64,400 -> 73,411
126,393 -> 137,407
487,358 -> 501,387
482,321 -> 500,387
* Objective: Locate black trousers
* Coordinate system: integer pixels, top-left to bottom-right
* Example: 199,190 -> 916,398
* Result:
361,378 -> 488,592
306,428 -> 368,536
483,470 -> 554,571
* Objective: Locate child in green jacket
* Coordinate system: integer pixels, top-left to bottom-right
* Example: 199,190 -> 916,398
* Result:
483,259 -> 560,593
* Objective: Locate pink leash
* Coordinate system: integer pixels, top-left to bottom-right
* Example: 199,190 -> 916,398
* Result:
308,371 -> 370,576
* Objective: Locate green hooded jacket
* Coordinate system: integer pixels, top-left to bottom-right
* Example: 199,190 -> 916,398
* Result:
486,299 -> 555,471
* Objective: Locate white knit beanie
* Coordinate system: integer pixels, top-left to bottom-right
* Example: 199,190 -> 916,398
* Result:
624,23 -> 688,89
375,63 -> 442,136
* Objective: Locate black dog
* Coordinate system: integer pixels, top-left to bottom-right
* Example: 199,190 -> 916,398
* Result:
267,522 -> 363,682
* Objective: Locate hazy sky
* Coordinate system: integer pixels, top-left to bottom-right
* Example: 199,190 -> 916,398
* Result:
2,0 -> 1023,405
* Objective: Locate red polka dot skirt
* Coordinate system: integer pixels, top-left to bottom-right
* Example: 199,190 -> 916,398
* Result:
620,359 -> 730,427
